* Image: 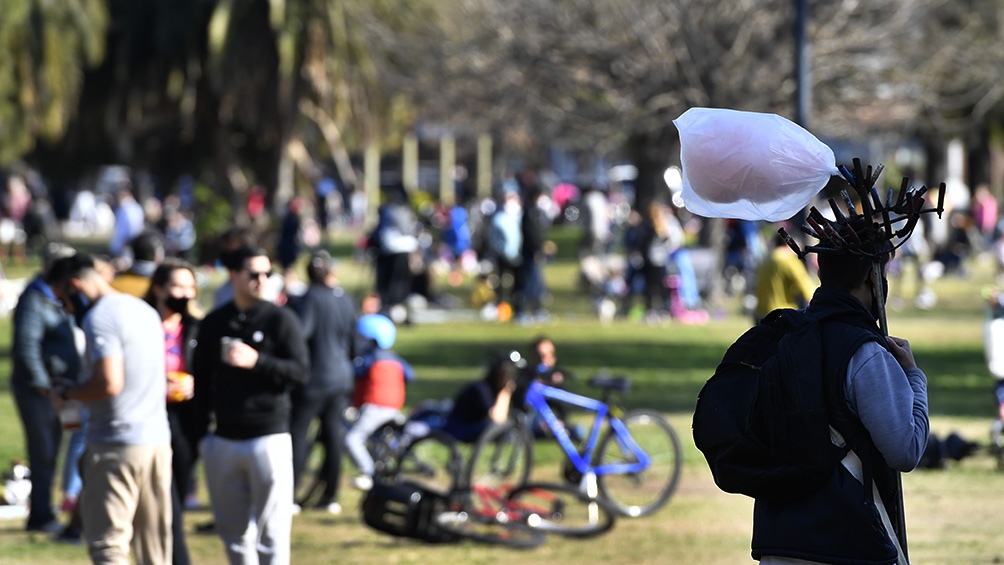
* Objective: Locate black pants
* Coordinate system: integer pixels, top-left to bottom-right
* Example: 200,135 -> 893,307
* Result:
376,252 -> 412,307
291,390 -> 351,505
168,407 -> 197,565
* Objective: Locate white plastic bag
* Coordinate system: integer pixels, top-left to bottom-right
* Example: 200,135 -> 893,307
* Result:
674,107 -> 839,222
985,317 -> 1004,380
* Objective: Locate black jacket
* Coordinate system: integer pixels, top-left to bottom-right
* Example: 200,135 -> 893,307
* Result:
520,203 -> 549,260
289,283 -> 356,395
751,287 -> 899,565
192,300 -> 309,441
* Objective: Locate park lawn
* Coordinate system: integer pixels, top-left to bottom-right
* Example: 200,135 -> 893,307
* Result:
0,227 -> 1003,563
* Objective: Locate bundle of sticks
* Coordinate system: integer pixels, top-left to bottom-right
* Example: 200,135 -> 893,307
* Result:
778,157 -> 945,259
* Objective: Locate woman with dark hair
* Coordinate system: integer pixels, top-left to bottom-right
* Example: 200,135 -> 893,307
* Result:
443,353 -> 519,443
144,258 -> 200,565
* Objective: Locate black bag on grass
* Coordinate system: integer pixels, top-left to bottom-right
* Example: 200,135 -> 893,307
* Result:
692,308 -> 849,501
361,479 -> 457,543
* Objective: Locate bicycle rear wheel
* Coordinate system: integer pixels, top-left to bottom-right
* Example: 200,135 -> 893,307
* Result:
505,482 -> 615,538
596,409 -> 682,517
434,510 -> 546,549
395,431 -> 462,495
369,422 -> 405,481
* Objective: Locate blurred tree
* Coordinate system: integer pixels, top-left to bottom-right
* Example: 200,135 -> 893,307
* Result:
409,0 -> 931,210
396,0 -> 940,304
19,0 -> 436,253
0,0 -> 109,166
899,0 -> 1004,195
10,0 -> 1004,232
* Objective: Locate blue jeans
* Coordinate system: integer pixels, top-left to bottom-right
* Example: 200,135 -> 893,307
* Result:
12,379 -> 61,528
63,409 -> 88,498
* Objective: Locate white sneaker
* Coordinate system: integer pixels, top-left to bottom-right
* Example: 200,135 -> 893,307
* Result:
325,502 -> 342,515
291,503 -> 302,515
352,475 -> 374,491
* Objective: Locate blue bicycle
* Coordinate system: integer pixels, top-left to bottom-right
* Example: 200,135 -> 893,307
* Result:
464,367 -> 683,518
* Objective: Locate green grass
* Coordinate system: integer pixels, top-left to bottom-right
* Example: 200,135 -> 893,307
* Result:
2,226 -> 1004,563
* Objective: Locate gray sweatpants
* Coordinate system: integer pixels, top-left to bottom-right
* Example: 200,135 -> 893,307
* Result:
344,404 -> 401,476
201,433 -> 294,565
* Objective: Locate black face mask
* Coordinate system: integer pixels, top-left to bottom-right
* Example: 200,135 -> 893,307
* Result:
164,296 -> 190,315
69,292 -> 92,327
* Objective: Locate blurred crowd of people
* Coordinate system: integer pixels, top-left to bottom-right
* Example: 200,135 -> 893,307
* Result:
9,225 -> 419,563
7,188 -> 598,563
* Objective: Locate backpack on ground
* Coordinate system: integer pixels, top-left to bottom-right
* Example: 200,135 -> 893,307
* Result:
692,308 -> 850,501
361,479 -> 457,544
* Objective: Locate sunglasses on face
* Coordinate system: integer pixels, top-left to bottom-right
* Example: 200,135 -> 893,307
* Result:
245,269 -> 273,280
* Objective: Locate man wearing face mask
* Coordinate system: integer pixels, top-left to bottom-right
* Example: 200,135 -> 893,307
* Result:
753,217 -> 929,565
47,254 -> 173,564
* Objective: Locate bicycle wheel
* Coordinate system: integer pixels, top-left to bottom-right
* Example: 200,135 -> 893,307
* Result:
434,510 -> 546,549
395,431 -> 463,495
465,420 -> 533,488
369,422 -> 405,481
596,409 -> 682,517
505,482 -> 615,538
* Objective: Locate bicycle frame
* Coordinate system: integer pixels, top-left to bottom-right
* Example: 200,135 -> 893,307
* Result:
522,380 -> 651,476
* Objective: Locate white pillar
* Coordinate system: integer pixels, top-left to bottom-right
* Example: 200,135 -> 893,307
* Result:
477,134 -> 492,200
440,135 -> 456,207
364,144 -> 380,228
403,133 -> 418,194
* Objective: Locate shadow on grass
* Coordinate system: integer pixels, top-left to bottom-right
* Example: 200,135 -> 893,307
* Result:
400,332 -> 994,420
400,336 -> 727,416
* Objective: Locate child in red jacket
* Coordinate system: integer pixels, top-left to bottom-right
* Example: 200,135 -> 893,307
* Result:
344,314 -> 414,490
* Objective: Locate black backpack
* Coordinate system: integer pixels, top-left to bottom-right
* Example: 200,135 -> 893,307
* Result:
693,308 -> 851,501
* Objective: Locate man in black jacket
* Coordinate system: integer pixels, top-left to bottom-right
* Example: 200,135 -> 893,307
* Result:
288,250 -> 356,515
192,247 -> 309,565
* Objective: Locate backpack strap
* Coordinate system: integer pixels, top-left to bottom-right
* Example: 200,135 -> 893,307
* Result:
816,317 -> 885,506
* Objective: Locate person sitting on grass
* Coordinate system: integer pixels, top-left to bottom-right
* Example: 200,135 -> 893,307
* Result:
442,352 -> 520,443
517,336 -> 584,442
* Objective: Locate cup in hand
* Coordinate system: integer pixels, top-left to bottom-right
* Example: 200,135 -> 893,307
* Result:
59,401 -> 83,431
221,336 -> 243,364
167,371 -> 194,403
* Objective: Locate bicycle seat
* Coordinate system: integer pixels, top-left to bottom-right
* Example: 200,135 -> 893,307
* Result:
587,375 -> 631,394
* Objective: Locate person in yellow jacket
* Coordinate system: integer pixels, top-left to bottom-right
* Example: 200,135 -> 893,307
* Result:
110,231 -> 164,298
753,233 -> 815,322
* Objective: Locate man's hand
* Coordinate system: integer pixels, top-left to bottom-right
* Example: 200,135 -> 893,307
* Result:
48,387 -> 65,410
224,342 -> 260,369
885,336 -> 917,370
